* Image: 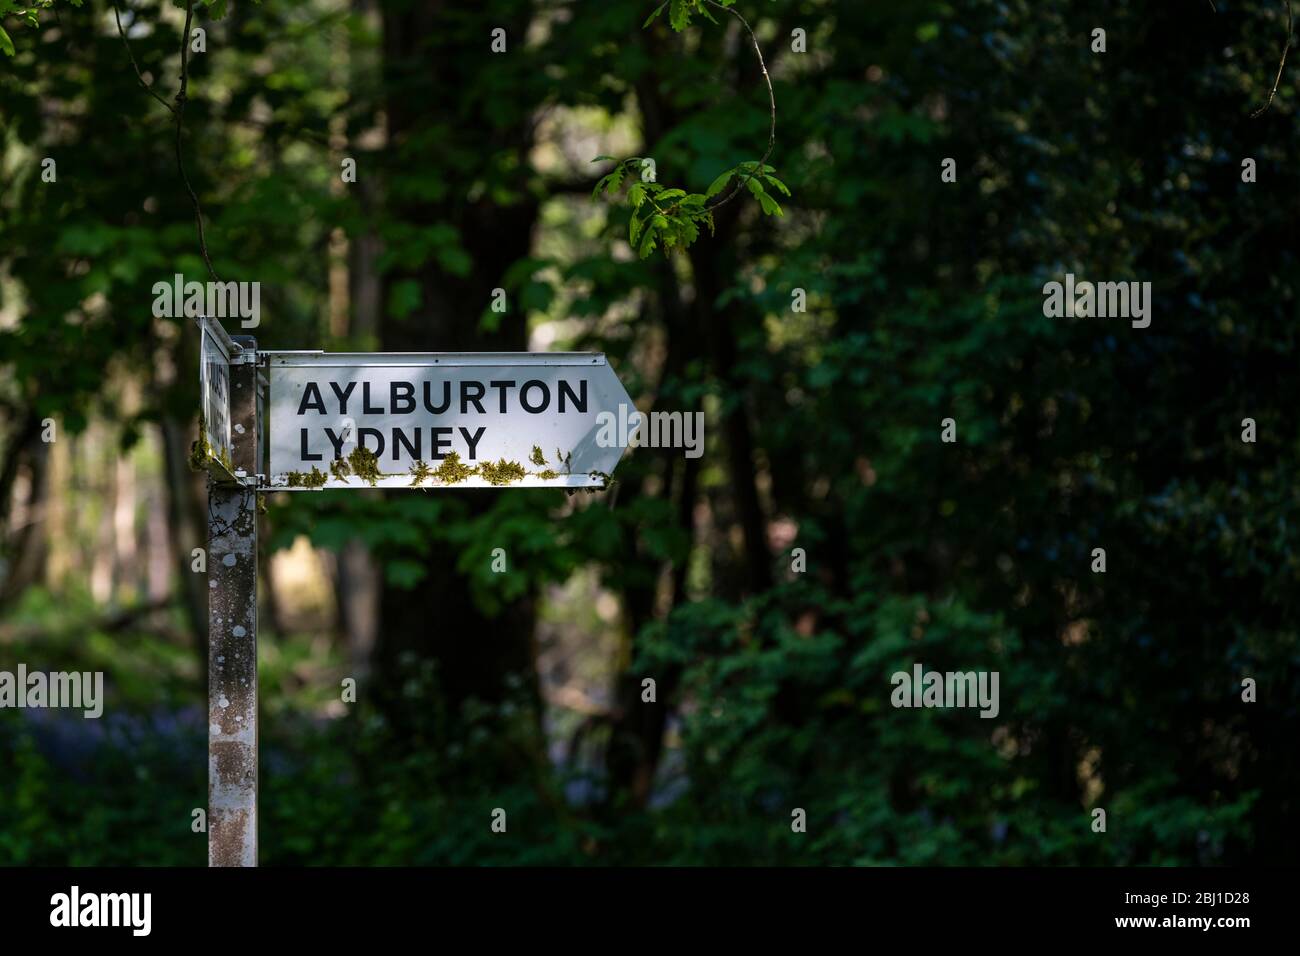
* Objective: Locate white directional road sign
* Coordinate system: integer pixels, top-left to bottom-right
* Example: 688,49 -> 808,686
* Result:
265,351 -> 635,490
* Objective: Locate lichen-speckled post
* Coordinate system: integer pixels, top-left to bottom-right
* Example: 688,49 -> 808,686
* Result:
207,335 -> 259,867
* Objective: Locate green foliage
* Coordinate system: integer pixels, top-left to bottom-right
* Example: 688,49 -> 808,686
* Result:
592,158 -> 786,258
592,2 -> 788,257
0,2 -> 78,57
644,0 -> 736,32
0,0 -> 260,57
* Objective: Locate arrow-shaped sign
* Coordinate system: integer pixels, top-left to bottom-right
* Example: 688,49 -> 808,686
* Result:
264,351 -> 635,490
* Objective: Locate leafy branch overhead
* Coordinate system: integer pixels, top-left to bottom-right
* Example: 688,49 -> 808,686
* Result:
0,0 -> 243,58
592,0 -> 788,258
0,0 -> 78,56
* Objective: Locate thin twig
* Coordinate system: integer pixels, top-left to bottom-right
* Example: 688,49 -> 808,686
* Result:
115,7 -> 334,148
112,0 -> 219,281
702,0 -> 777,212
1251,0 -> 1294,117
174,0 -> 220,281
111,0 -> 174,114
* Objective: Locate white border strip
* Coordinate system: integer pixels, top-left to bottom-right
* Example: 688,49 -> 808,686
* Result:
266,473 -> 606,491
262,351 -> 607,368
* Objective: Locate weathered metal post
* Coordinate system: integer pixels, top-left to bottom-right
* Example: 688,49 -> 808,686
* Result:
207,334 -> 259,867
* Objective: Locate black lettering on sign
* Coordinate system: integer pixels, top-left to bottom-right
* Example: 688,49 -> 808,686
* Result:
359,427 -> 384,457
287,370 -> 602,471
298,382 -> 327,415
325,427 -> 348,458
431,427 -> 453,460
300,429 -> 323,461
424,381 -> 451,414
391,381 -> 416,414
460,381 -> 486,414
521,380 -> 549,413
559,379 -> 586,413
461,426 -> 485,460
490,380 -> 516,413
393,428 -> 420,461
330,381 -> 357,414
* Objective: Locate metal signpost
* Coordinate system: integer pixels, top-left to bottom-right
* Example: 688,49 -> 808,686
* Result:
197,321 -> 635,866
202,322 -> 260,867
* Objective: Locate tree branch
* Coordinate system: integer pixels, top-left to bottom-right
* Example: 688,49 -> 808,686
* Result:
111,0 -> 174,115
175,0 -> 220,281
112,0 -> 220,281
702,0 -> 776,212
1251,0 -> 1293,118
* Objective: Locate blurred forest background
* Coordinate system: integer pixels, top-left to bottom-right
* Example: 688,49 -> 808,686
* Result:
1,0 -> 1298,865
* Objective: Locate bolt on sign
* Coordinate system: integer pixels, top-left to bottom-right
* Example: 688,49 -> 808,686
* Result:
265,351 -> 634,489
